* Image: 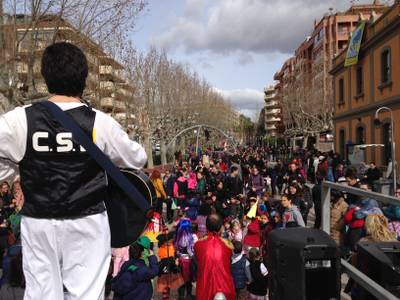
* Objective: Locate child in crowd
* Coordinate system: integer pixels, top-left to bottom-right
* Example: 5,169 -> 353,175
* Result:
231,241 -> 247,300
174,219 -> 195,300
156,230 -> 183,300
243,217 -> 261,254
222,218 -> 232,240
229,219 -> 243,242
112,237 -> 159,300
246,248 -> 269,300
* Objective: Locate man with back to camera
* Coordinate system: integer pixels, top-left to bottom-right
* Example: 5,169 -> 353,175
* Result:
0,42 -> 147,299
194,214 -> 236,300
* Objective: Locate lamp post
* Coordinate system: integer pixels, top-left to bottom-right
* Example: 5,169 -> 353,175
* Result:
375,106 -> 396,195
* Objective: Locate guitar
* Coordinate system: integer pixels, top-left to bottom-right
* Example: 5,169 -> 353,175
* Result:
106,169 -> 157,248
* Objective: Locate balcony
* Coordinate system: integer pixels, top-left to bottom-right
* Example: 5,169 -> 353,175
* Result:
100,81 -> 115,90
265,101 -> 279,107
100,97 -> 125,112
114,113 -> 135,122
99,65 -> 113,75
265,109 -> 281,115
266,117 -> 281,123
266,125 -> 277,130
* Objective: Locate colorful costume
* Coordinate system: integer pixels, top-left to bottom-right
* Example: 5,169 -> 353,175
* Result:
194,233 -> 236,300
143,212 -> 162,242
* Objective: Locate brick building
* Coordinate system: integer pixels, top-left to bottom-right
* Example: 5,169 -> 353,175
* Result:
274,1 -> 387,147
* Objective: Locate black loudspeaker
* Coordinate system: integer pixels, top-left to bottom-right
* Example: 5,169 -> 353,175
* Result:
268,228 -> 340,300
356,242 -> 400,299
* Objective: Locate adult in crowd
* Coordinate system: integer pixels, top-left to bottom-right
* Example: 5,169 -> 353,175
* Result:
225,166 -> 243,198
281,194 -> 305,228
330,190 -> 348,246
345,168 -> 360,205
363,162 -> 382,192
284,162 -> 305,186
194,214 -> 236,300
0,182 -> 12,206
150,170 -> 167,214
163,170 -> 176,224
248,167 -> 265,199
312,171 -> 326,229
0,42 -> 147,299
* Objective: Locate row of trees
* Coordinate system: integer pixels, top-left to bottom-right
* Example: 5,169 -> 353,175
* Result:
121,47 -> 238,166
0,0 -> 240,167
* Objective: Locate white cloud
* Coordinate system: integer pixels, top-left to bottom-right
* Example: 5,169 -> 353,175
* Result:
184,0 -> 206,18
152,0 -> 392,55
216,88 -> 264,119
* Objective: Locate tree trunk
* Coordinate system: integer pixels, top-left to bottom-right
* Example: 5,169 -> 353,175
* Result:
143,132 -> 153,168
303,135 -> 309,149
160,139 -> 167,165
0,92 -> 9,113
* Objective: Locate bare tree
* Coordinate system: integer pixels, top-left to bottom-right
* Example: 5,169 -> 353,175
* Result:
0,0 -> 146,106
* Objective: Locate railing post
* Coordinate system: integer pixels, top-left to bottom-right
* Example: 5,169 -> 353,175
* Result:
321,183 -> 331,235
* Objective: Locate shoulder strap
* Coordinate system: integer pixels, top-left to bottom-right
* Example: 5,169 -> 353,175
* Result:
39,101 -> 151,214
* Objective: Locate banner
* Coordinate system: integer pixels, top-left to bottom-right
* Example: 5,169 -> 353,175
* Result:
344,22 -> 366,67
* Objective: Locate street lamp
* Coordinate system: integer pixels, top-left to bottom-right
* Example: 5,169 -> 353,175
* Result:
375,106 -> 396,195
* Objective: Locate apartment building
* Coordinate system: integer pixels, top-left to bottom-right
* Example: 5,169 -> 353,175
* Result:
274,1 -> 387,143
264,85 -> 281,137
2,14 -> 134,126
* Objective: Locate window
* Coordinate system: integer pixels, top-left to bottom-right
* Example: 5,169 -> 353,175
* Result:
356,66 -> 363,96
381,48 -> 391,84
339,129 -> 345,158
356,126 -> 365,144
338,78 -> 344,104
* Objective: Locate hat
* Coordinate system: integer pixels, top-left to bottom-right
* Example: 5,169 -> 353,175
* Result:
157,233 -> 168,246
137,236 -> 151,250
247,199 -> 259,219
319,156 -> 325,161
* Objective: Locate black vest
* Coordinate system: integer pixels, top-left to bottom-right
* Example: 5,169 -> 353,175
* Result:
248,261 -> 269,296
19,103 -> 106,218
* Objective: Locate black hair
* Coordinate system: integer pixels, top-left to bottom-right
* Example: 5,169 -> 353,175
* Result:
129,242 -> 143,259
198,203 -> 212,216
248,247 -> 260,262
331,190 -> 343,200
230,166 -> 239,174
206,214 -> 222,233
41,42 -> 88,97
1,181 -> 9,188
345,168 -> 357,179
233,241 -> 243,254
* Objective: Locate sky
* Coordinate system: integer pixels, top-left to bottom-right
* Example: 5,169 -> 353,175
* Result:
130,0 -> 393,120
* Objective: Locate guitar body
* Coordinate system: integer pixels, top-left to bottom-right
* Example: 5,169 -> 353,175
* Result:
105,169 -> 156,248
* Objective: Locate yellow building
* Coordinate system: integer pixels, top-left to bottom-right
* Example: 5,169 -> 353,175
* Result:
330,2 -> 400,168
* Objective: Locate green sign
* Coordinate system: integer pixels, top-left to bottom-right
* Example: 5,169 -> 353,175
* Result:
344,22 -> 366,67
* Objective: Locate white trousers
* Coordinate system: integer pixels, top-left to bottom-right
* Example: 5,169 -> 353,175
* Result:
21,212 -> 111,300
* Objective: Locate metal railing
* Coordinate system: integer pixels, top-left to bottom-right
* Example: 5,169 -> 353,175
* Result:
321,181 -> 400,300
